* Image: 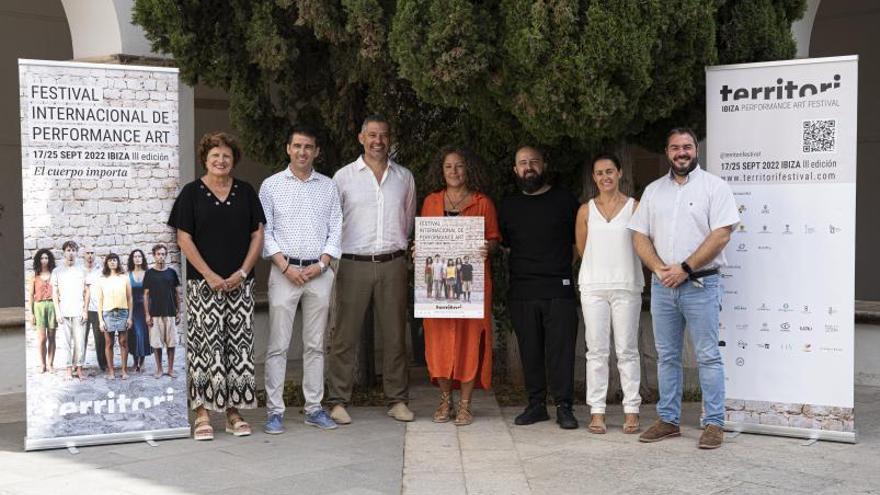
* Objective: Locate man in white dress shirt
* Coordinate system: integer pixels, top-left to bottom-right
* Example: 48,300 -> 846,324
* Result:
327,115 -> 417,424
628,127 -> 740,449
259,125 -> 343,433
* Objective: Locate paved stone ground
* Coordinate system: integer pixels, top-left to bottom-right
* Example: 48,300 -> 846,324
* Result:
0,403 -> 404,495
0,385 -> 877,494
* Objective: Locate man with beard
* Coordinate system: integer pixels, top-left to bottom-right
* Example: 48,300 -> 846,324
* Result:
628,128 -> 739,449
499,146 -> 580,429
327,115 -> 416,424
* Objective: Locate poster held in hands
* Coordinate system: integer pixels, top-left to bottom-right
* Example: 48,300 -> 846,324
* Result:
414,217 -> 484,319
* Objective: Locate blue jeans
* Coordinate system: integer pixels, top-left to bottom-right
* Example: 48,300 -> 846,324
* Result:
650,274 -> 724,426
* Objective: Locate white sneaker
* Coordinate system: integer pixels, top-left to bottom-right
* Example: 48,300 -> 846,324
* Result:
330,404 -> 352,425
387,402 -> 415,422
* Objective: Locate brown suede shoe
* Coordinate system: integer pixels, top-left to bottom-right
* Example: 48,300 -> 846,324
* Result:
638,420 -> 681,443
698,424 -> 724,449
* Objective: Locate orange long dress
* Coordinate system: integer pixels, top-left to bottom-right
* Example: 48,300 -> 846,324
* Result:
422,191 -> 501,390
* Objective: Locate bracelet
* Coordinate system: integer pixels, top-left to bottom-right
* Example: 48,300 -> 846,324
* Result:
282,262 -> 290,274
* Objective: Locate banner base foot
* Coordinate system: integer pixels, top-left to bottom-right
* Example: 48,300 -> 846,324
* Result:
724,421 -> 856,444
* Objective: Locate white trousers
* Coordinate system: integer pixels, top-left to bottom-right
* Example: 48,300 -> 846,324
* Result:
265,265 -> 334,415
60,316 -> 86,368
581,289 -> 642,414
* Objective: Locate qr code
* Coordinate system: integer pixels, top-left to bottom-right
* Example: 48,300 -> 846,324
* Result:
802,119 -> 836,153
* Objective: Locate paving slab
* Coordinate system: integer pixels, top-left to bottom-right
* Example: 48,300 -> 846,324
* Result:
0,384 -> 878,494
0,406 -> 403,494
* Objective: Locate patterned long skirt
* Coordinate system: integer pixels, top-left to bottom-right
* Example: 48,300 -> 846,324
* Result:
186,278 -> 257,411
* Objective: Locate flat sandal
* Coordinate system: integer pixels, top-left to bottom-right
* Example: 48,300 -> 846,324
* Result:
454,400 -> 473,426
588,414 -> 606,434
225,414 -> 251,436
192,416 -> 213,441
433,391 -> 453,423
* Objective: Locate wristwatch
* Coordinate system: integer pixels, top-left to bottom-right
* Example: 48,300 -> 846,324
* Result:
238,269 -> 247,281
318,261 -> 327,273
680,261 -> 693,276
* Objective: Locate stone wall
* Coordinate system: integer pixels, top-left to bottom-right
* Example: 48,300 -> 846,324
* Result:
726,399 -> 855,432
20,63 -> 180,291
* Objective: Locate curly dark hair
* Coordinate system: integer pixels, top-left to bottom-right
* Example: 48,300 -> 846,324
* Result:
102,253 -> 125,277
32,249 -> 55,274
425,146 -> 489,195
198,131 -> 242,168
127,249 -> 148,272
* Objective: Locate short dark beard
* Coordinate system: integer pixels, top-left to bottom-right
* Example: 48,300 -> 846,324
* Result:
670,157 -> 699,177
515,172 -> 546,194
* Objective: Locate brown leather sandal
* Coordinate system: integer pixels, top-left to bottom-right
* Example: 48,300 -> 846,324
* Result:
588,414 -> 607,434
623,413 -> 640,434
454,399 -> 473,426
432,391 -> 453,423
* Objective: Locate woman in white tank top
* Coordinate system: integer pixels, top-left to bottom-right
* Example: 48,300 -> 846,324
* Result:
575,153 -> 645,435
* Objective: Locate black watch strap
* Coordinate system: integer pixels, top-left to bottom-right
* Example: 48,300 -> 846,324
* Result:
681,261 -> 693,275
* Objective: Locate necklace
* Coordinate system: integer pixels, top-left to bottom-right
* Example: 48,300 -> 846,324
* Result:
445,189 -> 469,211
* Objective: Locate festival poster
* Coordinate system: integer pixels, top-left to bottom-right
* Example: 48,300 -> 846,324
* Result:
414,217 -> 485,319
19,59 -> 189,450
706,56 -> 858,443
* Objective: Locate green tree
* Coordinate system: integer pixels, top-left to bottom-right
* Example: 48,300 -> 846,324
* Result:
134,0 -> 804,384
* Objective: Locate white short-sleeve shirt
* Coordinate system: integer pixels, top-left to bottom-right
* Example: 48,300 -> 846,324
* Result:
628,166 -> 740,269
51,263 -> 87,318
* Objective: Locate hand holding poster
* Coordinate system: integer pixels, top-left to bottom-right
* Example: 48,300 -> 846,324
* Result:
414,217 -> 484,318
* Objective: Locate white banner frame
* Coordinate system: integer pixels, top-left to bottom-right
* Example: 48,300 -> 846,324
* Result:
706,55 -> 858,444
19,59 -> 189,451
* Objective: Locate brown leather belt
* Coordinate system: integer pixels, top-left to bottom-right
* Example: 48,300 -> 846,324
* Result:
341,250 -> 406,263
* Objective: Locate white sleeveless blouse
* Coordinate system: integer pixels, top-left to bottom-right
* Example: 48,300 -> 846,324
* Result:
578,197 -> 645,292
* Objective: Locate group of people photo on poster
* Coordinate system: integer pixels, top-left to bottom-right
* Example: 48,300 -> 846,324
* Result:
414,217 -> 485,319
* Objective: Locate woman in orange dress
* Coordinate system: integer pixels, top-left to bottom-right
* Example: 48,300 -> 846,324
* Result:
422,146 -> 500,426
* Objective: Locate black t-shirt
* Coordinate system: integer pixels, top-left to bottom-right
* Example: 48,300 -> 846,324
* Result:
167,178 -> 266,280
460,263 -> 473,281
143,267 -> 180,316
499,186 -> 579,299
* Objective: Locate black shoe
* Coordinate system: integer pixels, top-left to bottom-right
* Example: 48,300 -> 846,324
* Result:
514,403 -> 550,425
556,403 -> 579,430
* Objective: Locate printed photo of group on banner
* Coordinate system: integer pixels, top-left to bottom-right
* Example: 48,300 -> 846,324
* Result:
414,217 -> 485,319
19,60 -> 189,449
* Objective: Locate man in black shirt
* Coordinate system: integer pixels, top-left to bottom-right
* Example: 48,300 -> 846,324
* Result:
460,256 -> 474,302
143,244 -> 181,378
499,146 -> 580,430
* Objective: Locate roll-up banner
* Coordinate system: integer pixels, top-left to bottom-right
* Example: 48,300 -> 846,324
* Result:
19,59 -> 189,450
706,56 -> 858,443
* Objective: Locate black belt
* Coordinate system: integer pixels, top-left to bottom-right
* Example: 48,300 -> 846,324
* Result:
341,250 -> 405,263
690,268 -> 719,280
285,256 -> 319,267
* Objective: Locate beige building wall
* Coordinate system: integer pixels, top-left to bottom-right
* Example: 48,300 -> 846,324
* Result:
809,0 -> 880,300
0,1 -> 73,306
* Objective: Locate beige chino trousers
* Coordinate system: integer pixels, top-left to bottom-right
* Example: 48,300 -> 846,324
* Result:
265,264 -> 335,416
327,256 -> 409,406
